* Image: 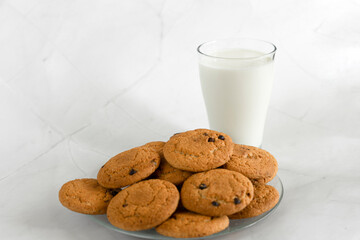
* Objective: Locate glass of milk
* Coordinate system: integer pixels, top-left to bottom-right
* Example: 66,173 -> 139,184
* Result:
198,38 -> 276,147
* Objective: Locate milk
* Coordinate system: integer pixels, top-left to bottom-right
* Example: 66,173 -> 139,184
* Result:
199,49 -> 274,147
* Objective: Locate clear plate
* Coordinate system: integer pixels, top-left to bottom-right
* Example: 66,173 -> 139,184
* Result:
91,175 -> 284,239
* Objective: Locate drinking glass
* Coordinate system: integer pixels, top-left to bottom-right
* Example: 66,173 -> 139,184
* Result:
198,38 -> 276,147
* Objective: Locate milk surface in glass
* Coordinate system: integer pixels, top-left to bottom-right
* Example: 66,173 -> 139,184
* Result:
199,48 -> 274,147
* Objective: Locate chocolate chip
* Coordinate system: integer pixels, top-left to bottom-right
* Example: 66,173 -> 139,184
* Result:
234,197 -> 241,205
247,192 -> 251,197
122,204 -> 128,207
208,138 -> 215,142
101,165 -> 105,168
218,135 -> 225,140
203,133 -> 208,136
199,183 -> 207,190
212,201 -> 220,207
129,169 -> 137,175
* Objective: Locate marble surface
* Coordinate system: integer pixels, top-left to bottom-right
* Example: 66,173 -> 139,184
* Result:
1,0 -> 360,239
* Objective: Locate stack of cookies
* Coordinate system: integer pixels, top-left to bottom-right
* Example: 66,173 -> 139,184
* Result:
59,129 -> 280,238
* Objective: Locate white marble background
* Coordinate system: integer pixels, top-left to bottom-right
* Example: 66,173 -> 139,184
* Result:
0,0 -> 359,239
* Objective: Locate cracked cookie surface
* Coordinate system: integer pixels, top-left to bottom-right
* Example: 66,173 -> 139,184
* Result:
229,184 -> 279,219
107,179 -> 179,231
163,129 -> 234,172
59,178 -> 115,215
181,169 -> 254,216
97,145 -> 161,188
224,144 -> 278,184
156,211 -> 229,238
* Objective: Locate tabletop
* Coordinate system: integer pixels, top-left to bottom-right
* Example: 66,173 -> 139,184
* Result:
1,0 -> 359,239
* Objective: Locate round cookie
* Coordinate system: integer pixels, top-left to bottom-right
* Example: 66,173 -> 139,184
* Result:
181,169 -> 254,216
224,144 -> 278,184
163,129 -> 234,172
107,179 -> 179,231
156,211 -> 229,238
154,159 -> 193,185
229,184 -> 279,219
97,145 -> 161,188
59,178 -> 115,215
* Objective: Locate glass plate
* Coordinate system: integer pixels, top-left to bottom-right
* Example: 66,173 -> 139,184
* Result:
91,175 -> 284,239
